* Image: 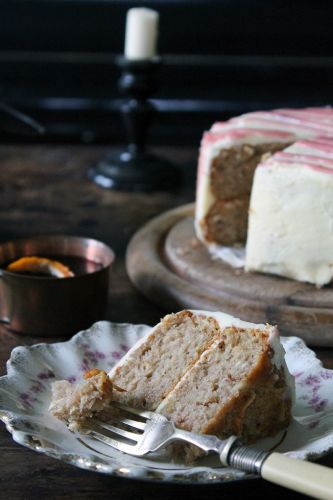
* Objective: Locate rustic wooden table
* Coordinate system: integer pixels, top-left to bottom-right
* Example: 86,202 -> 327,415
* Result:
0,144 -> 332,499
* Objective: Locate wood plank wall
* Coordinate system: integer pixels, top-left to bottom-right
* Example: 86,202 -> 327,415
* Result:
0,0 -> 332,144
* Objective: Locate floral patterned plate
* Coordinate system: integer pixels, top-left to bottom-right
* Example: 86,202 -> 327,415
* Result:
0,321 -> 333,484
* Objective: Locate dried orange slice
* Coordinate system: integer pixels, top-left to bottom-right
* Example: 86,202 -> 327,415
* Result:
6,256 -> 74,278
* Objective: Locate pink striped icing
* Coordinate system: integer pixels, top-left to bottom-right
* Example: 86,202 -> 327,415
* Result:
199,108 -> 333,187
295,139 -> 333,154
202,127 -> 295,145
246,113 -> 333,132
260,138 -> 333,174
210,107 -> 333,144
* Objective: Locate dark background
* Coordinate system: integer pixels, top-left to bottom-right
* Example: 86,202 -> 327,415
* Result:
1,0 -> 333,144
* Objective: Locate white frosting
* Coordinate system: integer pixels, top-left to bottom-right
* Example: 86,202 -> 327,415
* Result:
207,243 -> 245,268
189,308 -> 267,331
290,143 -> 333,159
245,162 -> 333,286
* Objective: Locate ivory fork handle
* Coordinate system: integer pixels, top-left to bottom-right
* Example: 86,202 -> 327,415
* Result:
224,440 -> 333,500
261,453 -> 333,500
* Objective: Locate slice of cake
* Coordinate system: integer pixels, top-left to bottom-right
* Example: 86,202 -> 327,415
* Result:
109,311 -> 293,456
157,325 -> 290,443
50,311 -> 293,460
108,310 -> 221,409
195,107 -> 333,248
245,138 -> 333,286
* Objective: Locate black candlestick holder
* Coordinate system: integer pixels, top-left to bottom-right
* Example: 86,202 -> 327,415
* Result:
89,56 -> 181,191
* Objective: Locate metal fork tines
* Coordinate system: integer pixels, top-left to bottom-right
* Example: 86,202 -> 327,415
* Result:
82,403 -> 179,456
82,402 -> 226,458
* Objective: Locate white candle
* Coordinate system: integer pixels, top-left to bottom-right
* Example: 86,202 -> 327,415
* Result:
124,8 -> 159,60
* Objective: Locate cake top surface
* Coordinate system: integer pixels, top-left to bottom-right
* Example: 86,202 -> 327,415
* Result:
260,138 -> 333,174
203,107 -> 333,147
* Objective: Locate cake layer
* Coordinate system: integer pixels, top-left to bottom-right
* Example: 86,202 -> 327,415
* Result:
202,197 -> 249,245
245,138 -> 333,286
108,310 -> 221,409
157,325 -> 291,460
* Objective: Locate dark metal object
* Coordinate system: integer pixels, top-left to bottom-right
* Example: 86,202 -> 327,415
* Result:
89,57 -> 180,191
0,103 -> 45,136
0,236 -> 114,337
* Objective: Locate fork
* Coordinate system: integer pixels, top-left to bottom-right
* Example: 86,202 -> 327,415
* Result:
78,402 -> 333,499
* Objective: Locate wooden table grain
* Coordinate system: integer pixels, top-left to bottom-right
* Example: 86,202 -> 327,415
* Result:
0,144 -> 332,500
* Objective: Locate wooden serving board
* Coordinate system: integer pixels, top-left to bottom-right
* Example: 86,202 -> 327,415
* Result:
126,203 -> 333,346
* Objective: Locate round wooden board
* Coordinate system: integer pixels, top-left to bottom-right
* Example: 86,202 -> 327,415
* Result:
126,203 -> 333,346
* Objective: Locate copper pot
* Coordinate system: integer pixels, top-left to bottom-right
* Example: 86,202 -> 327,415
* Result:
0,235 -> 114,337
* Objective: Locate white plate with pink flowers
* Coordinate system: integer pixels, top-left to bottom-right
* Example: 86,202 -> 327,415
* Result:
0,321 -> 333,484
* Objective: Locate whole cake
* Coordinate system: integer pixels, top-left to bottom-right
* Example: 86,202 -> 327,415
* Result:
245,138 -> 333,286
195,107 -> 333,251
50,310 -> 294,460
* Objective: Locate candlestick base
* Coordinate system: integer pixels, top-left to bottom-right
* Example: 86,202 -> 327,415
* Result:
88,150 -> 181,191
